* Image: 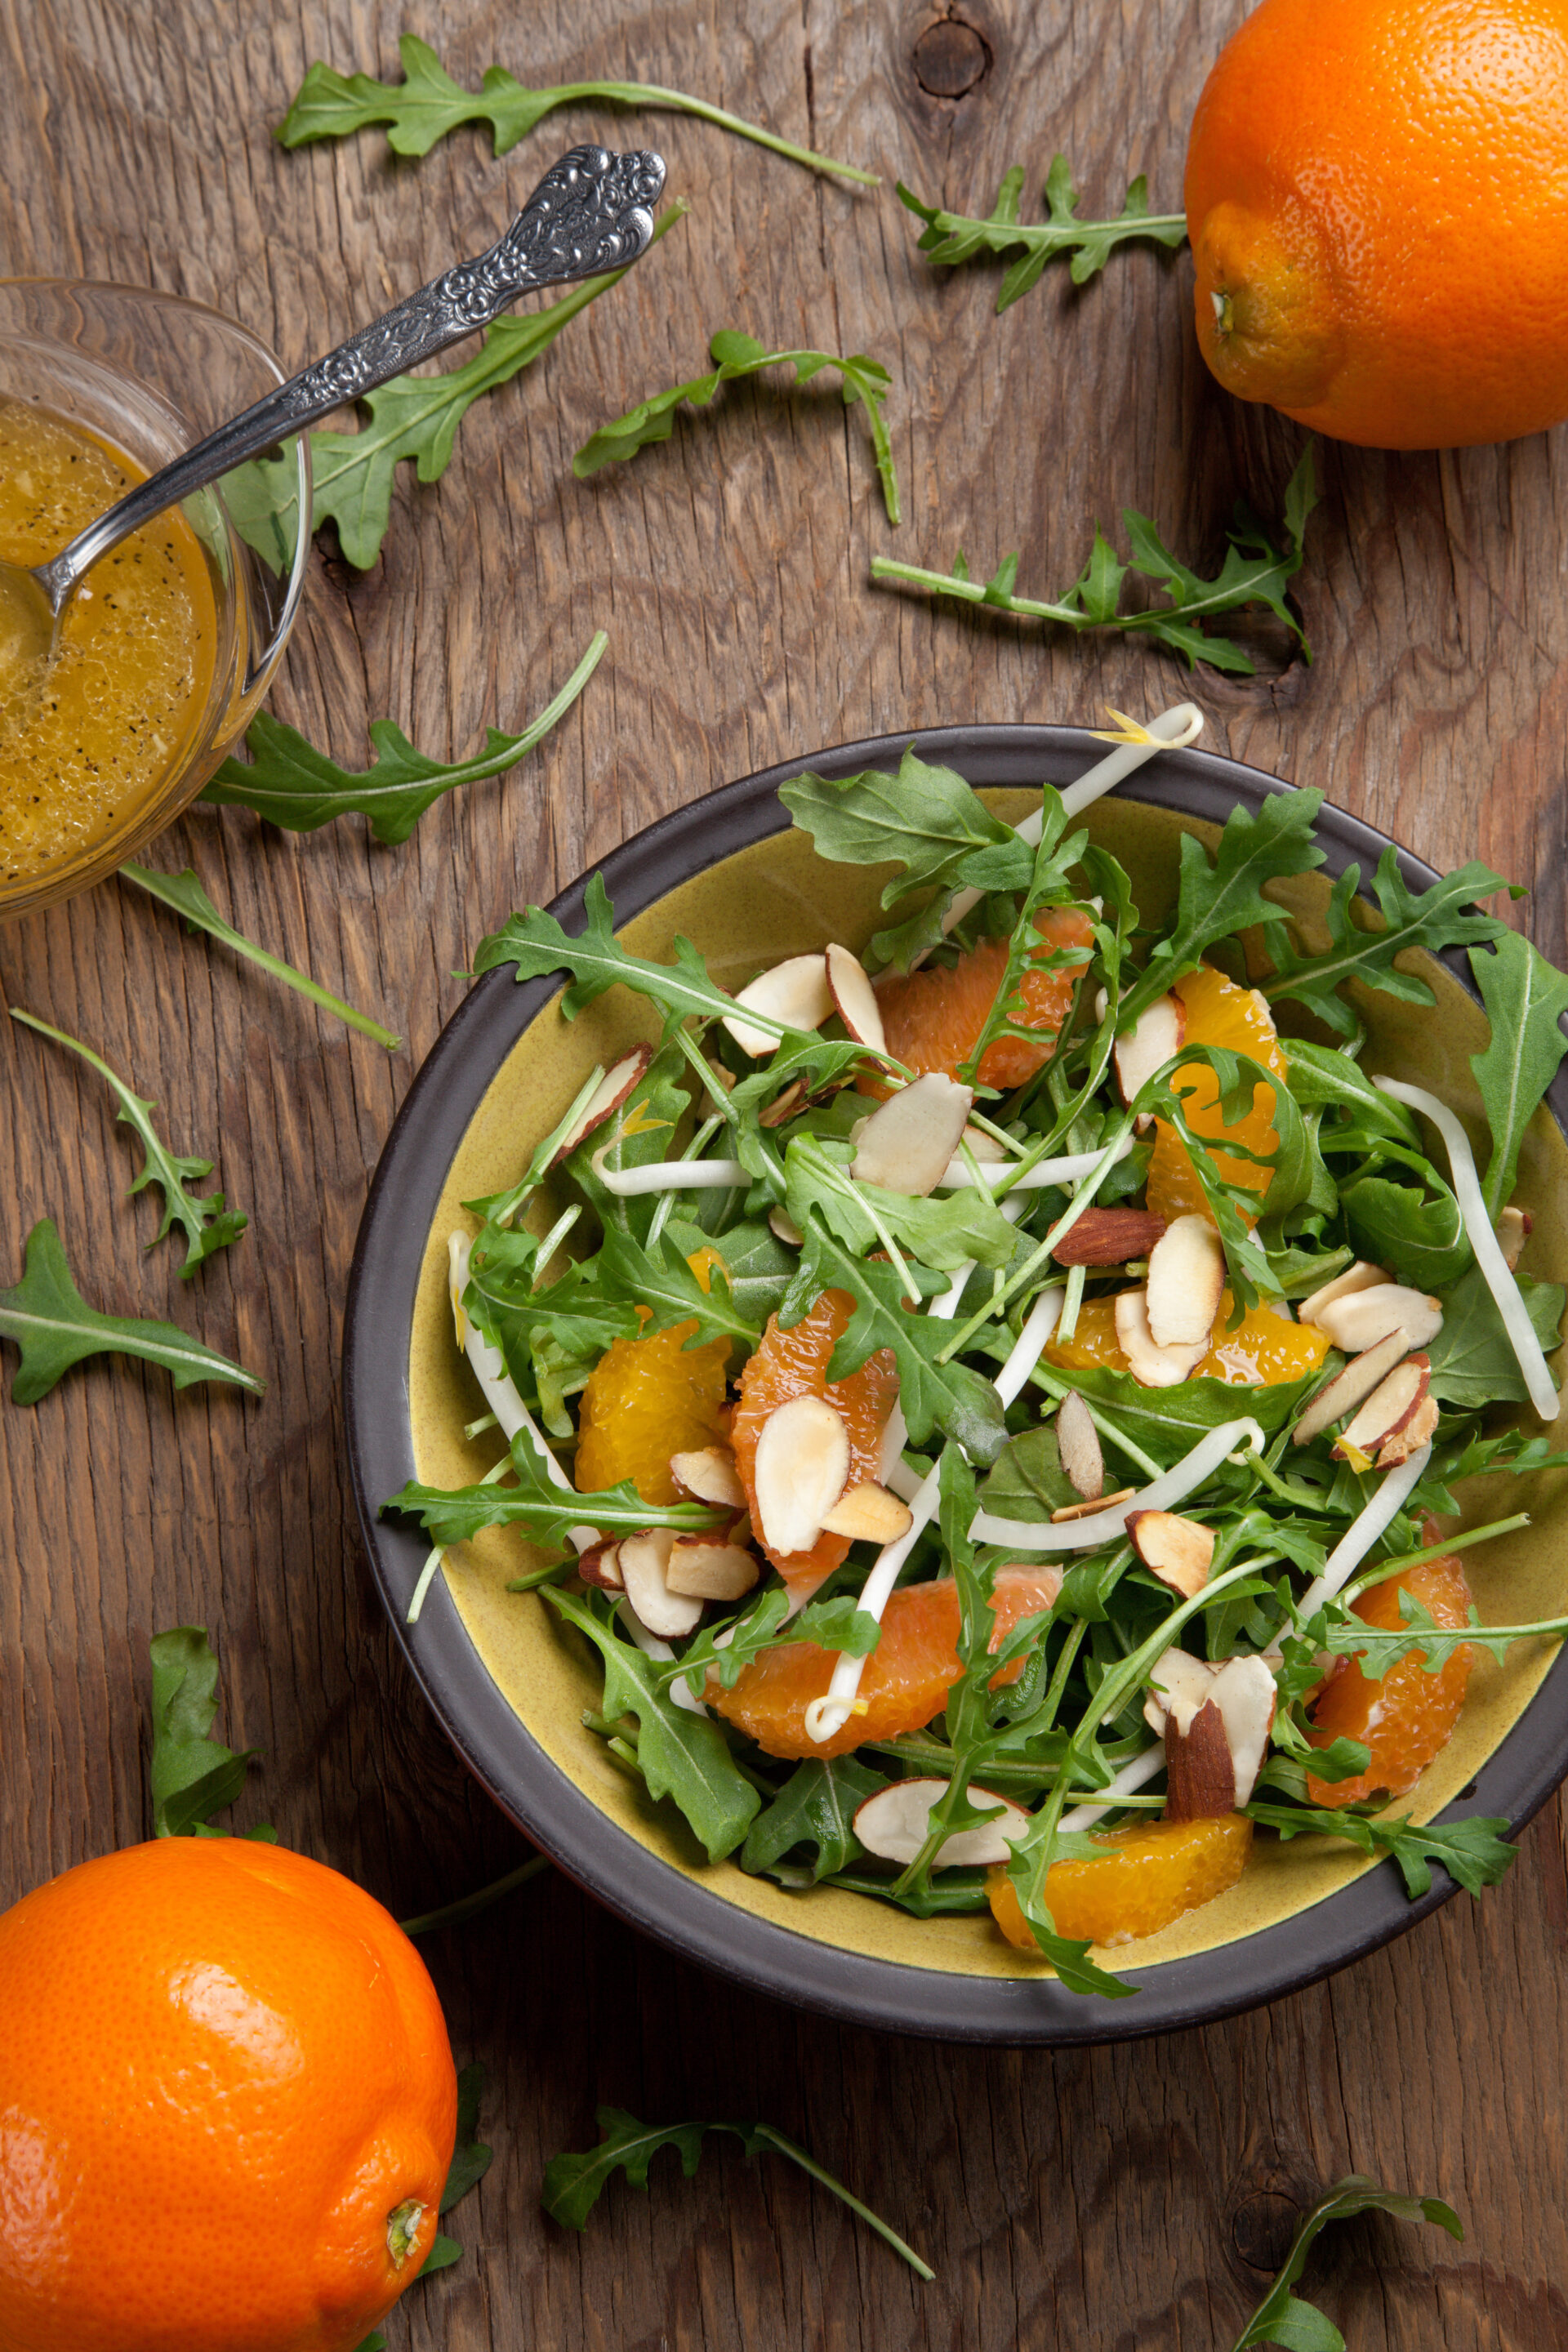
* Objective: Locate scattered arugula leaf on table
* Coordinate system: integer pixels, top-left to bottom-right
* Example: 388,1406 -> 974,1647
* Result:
575,330 -> 901,523
899,156 -> 1187,308
0,1220 -> 264,1404
1466,927 -> 1568,1218
1258,849 -> 1515,1038
203,631 -> 607,843
541,2105 -> 933,2278
118,863 -> 401,1052
280,30 -> 877,185
11,1010 -> 247,1276
149,1626 -> 274,1840
1230,2173 -> 1462,2351
871,440 -> 1318,676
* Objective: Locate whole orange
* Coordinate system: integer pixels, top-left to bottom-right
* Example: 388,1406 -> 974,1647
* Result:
0,1838 -> 457,2352
1185,0 -> 1568,447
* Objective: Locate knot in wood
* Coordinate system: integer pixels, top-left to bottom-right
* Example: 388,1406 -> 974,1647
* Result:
911,16 -> 991,98
1231,2188 -> 1303,2274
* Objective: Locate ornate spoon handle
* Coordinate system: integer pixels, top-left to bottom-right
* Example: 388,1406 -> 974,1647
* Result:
34,144 -> 665,609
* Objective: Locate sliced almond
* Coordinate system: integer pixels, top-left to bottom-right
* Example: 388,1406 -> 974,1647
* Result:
1153,1650 -> 1276,1817
1052,1207 -> 1169,1267
1144,1646 -> 1216,1735
878,1396 -> 910,1486
1496,1206 -> 1532,1272
1290,1328 -> 1412,1447
852,1072 -> 973,1196
1376,1389 -> 1440,1468
1334,1354 -> 1431,1460
577,1539 -> 624,1591
618,1529 -> 704,1638
1208,1654 -> 1276,1808
1056,1390 -> 1104,1502
723,954 -> 834,1058
1126,1509 -> 1215,1598
1110,991 -> 1185,1113
1146,1214 -> 1226,1348
752,1393 -> 851,1555
768,1205 -> 804,1246
670,1446 -> 746,1508
819,1481 -> 914,1544
825,942 -> 887,1052
853,1777 -> 1028,1869
1115,1286 -> 1209,1388
550,1046 -> 654,1166
1311,1282 -> 1443,1353
665,1538 -> 761,1600
960,1124 -> 1010,1164
1297,1260 -> 1393,1326
1051,1486 -> 1136,1524
1163,1699 -> 1237,1823
758,1079 -> 808,1129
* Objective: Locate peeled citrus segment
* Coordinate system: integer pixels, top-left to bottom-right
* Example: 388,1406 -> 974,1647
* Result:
870,905 -> 1094,1094
987,1814 -> 1253,1950
1144,965 -> 1290,1227
730,1289 -> 899,1599
709,1568 -> 1062,1758
1307,1544 -> 1477,1805
1045,1291 -> 1329,1386
574,1247 -> 731,1506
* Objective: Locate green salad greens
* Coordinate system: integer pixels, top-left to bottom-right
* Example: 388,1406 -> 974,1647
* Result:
388,724 -> 1568,1999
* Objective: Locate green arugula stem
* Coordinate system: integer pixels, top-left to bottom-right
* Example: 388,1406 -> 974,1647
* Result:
1340,1513 -> 1530,1606
748,2126 -> 935,2279
399,1853 -> 551,1938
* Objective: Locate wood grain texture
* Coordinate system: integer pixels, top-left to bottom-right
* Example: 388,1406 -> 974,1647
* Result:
2,1 -> 1566,2343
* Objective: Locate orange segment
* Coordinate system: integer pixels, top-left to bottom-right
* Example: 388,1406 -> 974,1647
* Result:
574,1247 -> 731,1505
1044,1291 -> 1329,1385
1145,965 -> 1290,1227
869,906 -> 1094,1094
709,1568 -> 1062,1758
730,1290 -> 899,1600
987,1815 -> 1253,1950
1307,1539 -> 1477,1805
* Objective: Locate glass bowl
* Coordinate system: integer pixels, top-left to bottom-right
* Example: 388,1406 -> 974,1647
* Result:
0,278 -> 310,920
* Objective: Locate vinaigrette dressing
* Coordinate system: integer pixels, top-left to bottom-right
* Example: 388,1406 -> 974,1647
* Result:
0,400 -> 217,886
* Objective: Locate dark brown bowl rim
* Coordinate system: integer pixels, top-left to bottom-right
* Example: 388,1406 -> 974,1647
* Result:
343,724 -> 1568,2045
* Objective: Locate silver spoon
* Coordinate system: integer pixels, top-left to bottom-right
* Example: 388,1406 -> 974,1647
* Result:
0,143 -> 666,666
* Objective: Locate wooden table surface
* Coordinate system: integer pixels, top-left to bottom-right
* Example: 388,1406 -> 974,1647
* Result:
4,3 -> 1567,2345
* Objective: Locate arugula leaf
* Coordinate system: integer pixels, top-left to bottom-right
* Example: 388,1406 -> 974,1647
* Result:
204,632 -> 606,843
576,330 -> 900,524
149,1627 -> 272,1840
439,2062 -> 495,2215
1424,1262 -> 1566,1408
898,157 -> 1187,306
386,1427 -> 726,1551
1284,1042 -> 1421,1149
541,2105 -> 933,2278
119,863 -> 400,1052
475,871 -> 761,1031
278,30 -> 877,185
1339,1155 -> 1471,1293
741,1756 -> 887,1879
978,1425 -> 1079,1522
871,443 -> 1318,678
595,1225 -> 757,1348
1231,2174 -> 1462,2351
11,1010 -> 247,1277
662,1215 -> 795,1330
1258,849 -> 1512,1038
784,1135 -> 1019,1274
1467,928 -> 1568,1218
1125,788 -> 1327,1018
1245,1798 -> 1515,1900
545,1588 -> 759,1860
0,1220 -> 264,1404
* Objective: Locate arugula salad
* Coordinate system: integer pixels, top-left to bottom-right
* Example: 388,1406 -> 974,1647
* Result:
389,712 -> 1568,1999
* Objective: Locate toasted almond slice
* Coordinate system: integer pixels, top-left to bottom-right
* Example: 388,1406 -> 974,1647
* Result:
853,1778 -> 1028,1869
1496,1206 -> 1533,1272
826,942 -> 887,1052
752,1393 -> 851,1555
1115,1286 -> 1209,1388
1208,1654 -> 1277,1808
1052,1486 -> 1136,1524
618,1529 -> 705,1638
1334,1354 -> 1431,1460
665,1538 -> 761,1600
1156,1650 -> 1276,1816
1052,1207 -> 1169,1268
1311,1282 -> 1443,1353
550,1046 -> 655,1167
670,1445 -> 746,1509
960,1124 -> 1010,1164
1056,1390 -> 1104,1502
1376,1389 -> 1441,1468
758,1079 -> 808,1129
1163,1699 -> 1237,1823
1126,1509 -> 1215,1598
1143,1646 -> 1216,1736
852,1072 -> 973,1196
1290,1327 -> 1412,1447
1109,991 -> 1185,1111
1146,1214 -> 1226,1348
819,1481 -> 914,1543
723,954 -> 834,1058
768,1206 -> 804,1247
577,1539 -> 624,1591
1297,1259 -> 1393,1326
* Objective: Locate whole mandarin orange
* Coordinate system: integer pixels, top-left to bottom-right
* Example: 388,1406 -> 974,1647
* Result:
0,1838 -> 457,2352
1185,0 -> 1568,447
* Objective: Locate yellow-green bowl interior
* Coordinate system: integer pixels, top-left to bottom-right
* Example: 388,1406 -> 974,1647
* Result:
408,794 -> 1568,1979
